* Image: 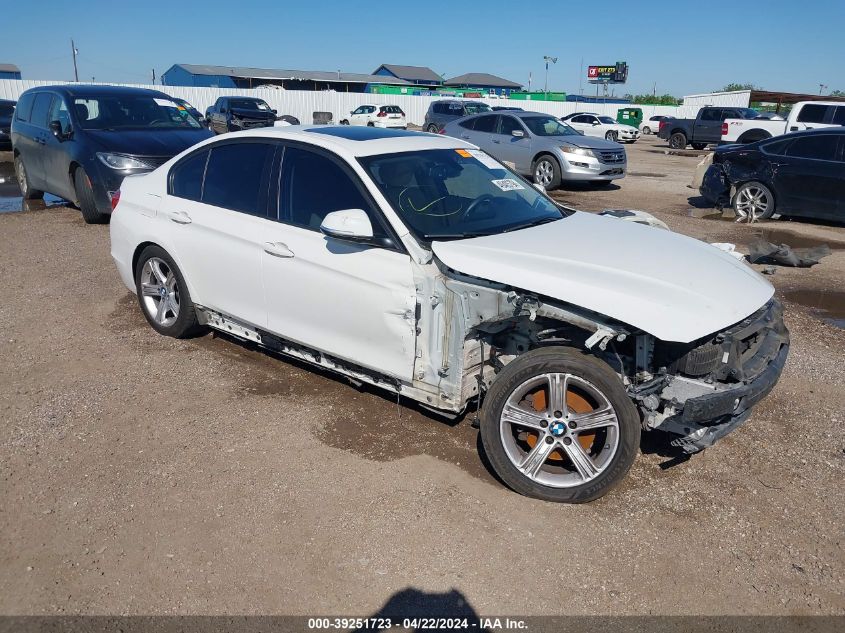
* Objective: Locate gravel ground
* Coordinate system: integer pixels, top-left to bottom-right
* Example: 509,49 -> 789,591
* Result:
0,138 -> 843,617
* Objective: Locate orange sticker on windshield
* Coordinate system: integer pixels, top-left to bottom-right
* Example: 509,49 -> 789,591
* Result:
455,149 -> 472,158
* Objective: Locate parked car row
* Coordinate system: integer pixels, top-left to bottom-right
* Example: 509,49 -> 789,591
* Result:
109,124 -> 790,503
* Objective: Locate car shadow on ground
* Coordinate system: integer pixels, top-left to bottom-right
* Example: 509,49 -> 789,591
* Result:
687,195 -> 717,209
351,587 -> 489,632
557,182 -> 622,192
639,429 -> 693,469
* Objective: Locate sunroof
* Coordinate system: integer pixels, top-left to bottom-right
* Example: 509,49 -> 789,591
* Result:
305,126 -> 425,141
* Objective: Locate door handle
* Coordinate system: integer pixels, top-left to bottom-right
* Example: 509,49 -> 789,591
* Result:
169,211 -> 192,224
790,126 -> 798,131
264,242 -> 294,258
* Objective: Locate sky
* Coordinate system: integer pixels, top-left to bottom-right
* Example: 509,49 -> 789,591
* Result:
4,0 -> 845,97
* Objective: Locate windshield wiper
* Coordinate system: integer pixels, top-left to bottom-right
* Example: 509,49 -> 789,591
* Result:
426,231 -> 494,240
502,216 -> 561,233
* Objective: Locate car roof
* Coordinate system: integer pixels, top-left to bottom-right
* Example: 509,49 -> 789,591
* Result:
23,84 -> 173,99
194,125 -> 475,158
778,127 -> 845,138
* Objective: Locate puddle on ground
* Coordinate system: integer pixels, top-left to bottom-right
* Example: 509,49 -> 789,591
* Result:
0,161 -> 66,212
748,228 -> 845,251
784,289 -> 845,329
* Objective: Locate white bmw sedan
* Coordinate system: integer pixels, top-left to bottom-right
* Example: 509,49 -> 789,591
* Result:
110,126 -> 788,503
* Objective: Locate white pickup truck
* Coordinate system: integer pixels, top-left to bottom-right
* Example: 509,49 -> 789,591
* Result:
721,100 -> 845,144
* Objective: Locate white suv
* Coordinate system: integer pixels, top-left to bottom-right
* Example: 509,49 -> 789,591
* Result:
562,113 -> 641,143
110,125 -> 788,503
340,105 -> 407,129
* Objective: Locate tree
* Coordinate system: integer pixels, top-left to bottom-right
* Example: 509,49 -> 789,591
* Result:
830,89 -> 845,97
623,93 -> 681,106
719,83 -> 761,92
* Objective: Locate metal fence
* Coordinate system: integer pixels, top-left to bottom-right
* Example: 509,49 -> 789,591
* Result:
0,79 -> 688,127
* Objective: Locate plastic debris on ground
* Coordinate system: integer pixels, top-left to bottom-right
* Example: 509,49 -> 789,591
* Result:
709,243 -> 746,261
748,238 -> 831,268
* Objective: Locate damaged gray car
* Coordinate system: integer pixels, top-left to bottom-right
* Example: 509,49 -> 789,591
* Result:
110,126 -> 790,503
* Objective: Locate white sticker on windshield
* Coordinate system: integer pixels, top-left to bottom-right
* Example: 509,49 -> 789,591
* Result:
153,98 -> 176,107
467,149 -> 503,170
491,179 -> 525,192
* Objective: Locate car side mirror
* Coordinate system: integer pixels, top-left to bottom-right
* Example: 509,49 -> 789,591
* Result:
592,121 -> 600,126
511,129 -> 525,138
272,109 -> 277,114
49,120 -> 68,140
320,209 -> 374,243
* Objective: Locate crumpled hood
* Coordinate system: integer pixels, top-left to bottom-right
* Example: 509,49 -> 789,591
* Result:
432,212 -> 774,343
85,128 -> 212,156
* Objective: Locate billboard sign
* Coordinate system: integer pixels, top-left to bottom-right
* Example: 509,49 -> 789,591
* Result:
587,62 -> 628,84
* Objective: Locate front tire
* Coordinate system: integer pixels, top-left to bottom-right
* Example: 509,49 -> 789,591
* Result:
135,245 -> 204,338
480,347 -> 639,503
732,181 -> 776,221
532,155 -> 561,191
73,167 -> 109,224
605,130 -> 618,142
14,155 -> 43,200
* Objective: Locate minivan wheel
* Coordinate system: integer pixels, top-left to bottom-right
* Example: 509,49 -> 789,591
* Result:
14,156 -> 43,200
605,130 -> 618,142
135,245 -> 203,338
426,124 -> 439,133
73,167 -> 110,224
480,347 -> 639,503
532,155 -> 561,190
733,181 -> 775,221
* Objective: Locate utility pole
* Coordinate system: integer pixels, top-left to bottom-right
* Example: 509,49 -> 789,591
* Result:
819,83 -> 827,95
151,68 -> 156,84
543,56 -> 557,94
578,57 -> 583,96
70,39 -> 79,82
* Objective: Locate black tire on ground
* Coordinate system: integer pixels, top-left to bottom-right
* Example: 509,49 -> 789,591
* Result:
669,132 -> 687,149
73,167 -> 110,224
367,122 -> 374,127
14,155 -> 44,200
340,119 -> 349,125
732,181 -> 776,220
479,346 -> 640,503
532,155 -> 561,191
691,143 -> 707,150
426,124 -> 439,133
642,126 -> 651,135
134,245 -> 204,339
605,130 -> 618,142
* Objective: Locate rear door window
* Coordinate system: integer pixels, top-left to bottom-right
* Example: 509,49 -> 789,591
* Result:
786,135 -> 839,161
170,149 -> 210,202
458,117 -> 476,130
201,142 -> 274,216
832,106 -> 845,125
14,92 -> 34,122
796,104 -> 830,124
700,109 -> 721,121
472,115 -> 498,133
29,93 -> 54,129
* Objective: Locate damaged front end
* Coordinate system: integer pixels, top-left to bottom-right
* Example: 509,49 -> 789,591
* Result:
631,299 -> 789,453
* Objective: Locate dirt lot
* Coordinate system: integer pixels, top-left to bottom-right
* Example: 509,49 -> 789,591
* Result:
0,138 -> 843,617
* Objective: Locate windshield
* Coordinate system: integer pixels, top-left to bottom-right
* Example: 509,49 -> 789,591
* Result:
72,95 -> 202,130
523,116 -> 579,136
464,102 -> 491,114
229,99 -> 271,111
359,149 -> 563,241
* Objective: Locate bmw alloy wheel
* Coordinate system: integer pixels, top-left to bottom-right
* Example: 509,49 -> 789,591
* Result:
139,257 -> 180,327
498,372 -> 620,488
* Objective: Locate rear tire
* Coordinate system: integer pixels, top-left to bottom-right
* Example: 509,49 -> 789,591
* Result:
426,124 -> 439,133
642,126 -> 652,135
532,155 -> 561,191
669,132 -> 687,149
14,155 -> 43,200
73,167 -> 109,224
479,347 -> 639,503
135,245 -> 204,338
691,143 -> 707,150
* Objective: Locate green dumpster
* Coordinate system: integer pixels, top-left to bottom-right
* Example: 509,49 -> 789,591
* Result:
617,107 -> 642,127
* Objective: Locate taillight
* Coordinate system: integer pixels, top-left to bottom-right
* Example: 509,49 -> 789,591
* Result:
109,190 -> 121,211
437,128 -> 445,134
377,110 -> 387,117
659,120 -> 668,132
721,122 -> 729,136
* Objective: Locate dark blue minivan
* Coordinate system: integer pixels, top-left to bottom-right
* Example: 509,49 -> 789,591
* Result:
11,85 -> 212,223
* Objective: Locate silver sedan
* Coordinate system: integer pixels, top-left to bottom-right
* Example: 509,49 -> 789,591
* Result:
442,111 -> 627,190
